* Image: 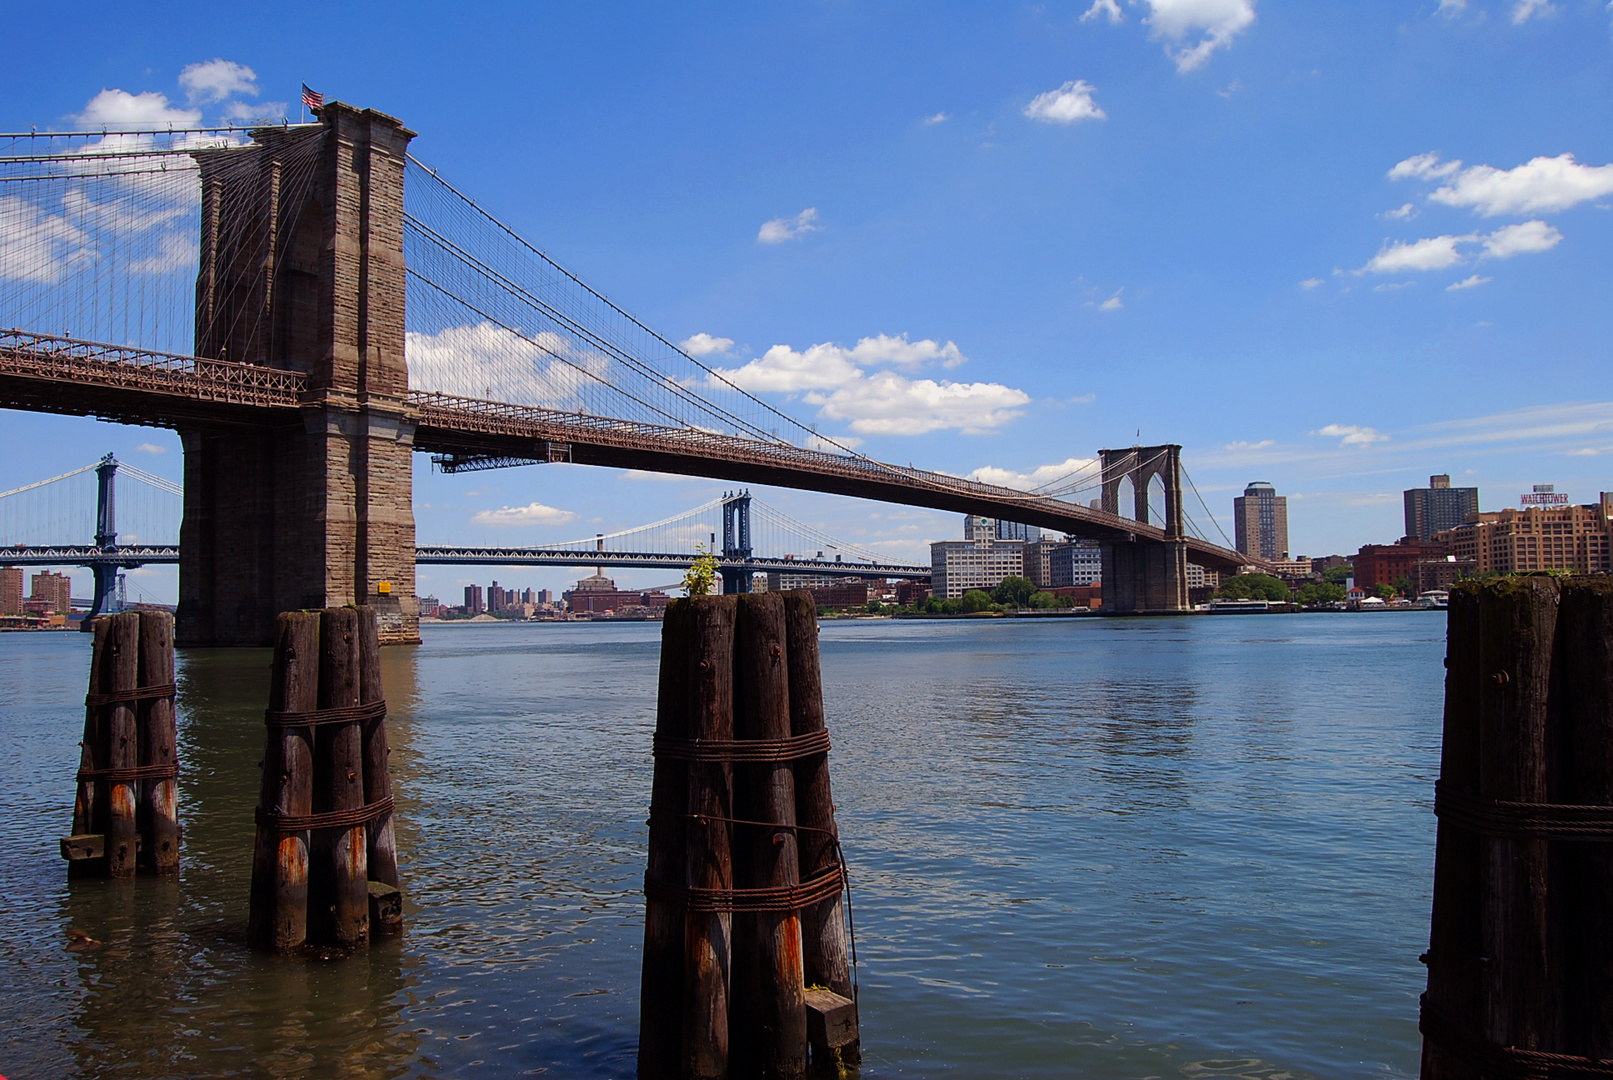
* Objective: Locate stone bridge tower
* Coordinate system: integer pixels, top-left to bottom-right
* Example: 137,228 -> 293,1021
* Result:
1098,443 -> 1190,614
177,103 -> 419,646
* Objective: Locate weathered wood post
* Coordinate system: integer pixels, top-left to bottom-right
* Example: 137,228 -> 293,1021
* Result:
249,605 -> 401,954
781,592 -> 859,1067
639,600 -> 691,1080
62,611 -> 181,878
638,591 -> 857,1079
137,612 -> 180,873
311,606 -> 370,949
249,611 -> 319,952
1420,576 -> 1613,1077
683,594 -> 737,1080
732,592 -> 808,1080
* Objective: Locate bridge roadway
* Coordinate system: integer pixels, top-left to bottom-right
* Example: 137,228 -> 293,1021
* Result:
0,330 -> 1260,573
0,544 -> 927,580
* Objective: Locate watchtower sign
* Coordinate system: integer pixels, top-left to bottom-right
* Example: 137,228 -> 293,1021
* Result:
1520,484 -> 1569,507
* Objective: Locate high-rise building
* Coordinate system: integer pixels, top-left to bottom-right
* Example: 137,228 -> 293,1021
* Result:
489,581 -> 507,613
464,584 -> 484,615
930,537 -> 1023,599
29,570 -> 73,614
1050,540 -> 1103,587
1441,497 -> 1612,576
1233,482 -> 1289,561
994,519 -> 1041,543
0,566 -> 23,615
963,514 -> 1039,543
1404,474 -> 1479,542
964,515 -> 995,541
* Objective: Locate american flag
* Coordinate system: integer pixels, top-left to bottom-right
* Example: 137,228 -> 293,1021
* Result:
301,84 -> 324,112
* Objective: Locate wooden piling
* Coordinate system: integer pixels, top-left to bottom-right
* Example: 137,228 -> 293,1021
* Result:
1419,575 -> 1613,1077
732,592 -> 808,1080
103,611 -> 140,879
311,606 -> 370,949
683,594 -> 737,1080
67,622 -> 107,879
357,606 -> 402,935
1475,576 -> 1558,1055
1554,579 -> 1613,1061
1420,586 -> 1483,1080
639,599 -> 691,1080
137,611 -> 180,874
249,611 -> 319,952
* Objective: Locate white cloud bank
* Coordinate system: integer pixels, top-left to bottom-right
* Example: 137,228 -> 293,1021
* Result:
471,502 -> 578,527
678,332 -> 734,357
1391,152 -> 1613,217
1511,0 -> 1554,24
1141,0 -> 1257,72
1311,423 -> 1389,447
1024,80 -> 1107,125
1081,0 -> 1124,23
713,333 -> 1028,436
758,208 -> 822,244
968,457 -> 1099,491
179,59 -> 258,104
1361,220 -> 1560,273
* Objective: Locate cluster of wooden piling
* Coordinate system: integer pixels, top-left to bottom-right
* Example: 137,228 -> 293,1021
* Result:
1422,576 -> 1613,1078
248,606 -> 402,953
639,591 -> 858,1080
61,611 -> 181,877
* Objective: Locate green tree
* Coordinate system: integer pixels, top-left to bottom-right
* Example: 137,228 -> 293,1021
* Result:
992,575 -> 1037,607
1296,582 -> 1347,606
959,589 -> 994,613
1216,573 -> 1290,601
1373,582 -> 1396,599
1027,590 -> 1067,609
1322,564 -> 1353,585
1393,575 -> 1414,597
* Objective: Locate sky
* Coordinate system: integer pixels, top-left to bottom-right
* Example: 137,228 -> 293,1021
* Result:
2,0 -> 1611,604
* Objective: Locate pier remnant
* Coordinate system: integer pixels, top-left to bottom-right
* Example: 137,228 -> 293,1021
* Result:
61,611 -> 180,877
638,591 -> 857,1080
248,605 -> 403,953
1420,576 -> 1613,1078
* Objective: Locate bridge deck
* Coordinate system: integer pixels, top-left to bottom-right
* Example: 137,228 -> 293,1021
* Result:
0,332 -> 1259,572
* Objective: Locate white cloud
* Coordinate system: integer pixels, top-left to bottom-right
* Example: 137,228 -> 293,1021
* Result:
471,502 -> 578,527
713,334 -> 1024,437
1311,423 -> 1389,446
1394,152 -> 1613,217
1363,234 -> 1467,273
1446,274 -> 1492,291
1384,202 -> 1417,220
1482,219 -> 1562,257
679,332 -> 734,357
135,442 -> 167,454
1511,0 -> 1554,23
968,457 -> 1099,491
1024,80 -> 1107,125
1098,289 -> 1124,310
178,59 -> 258,104
1437,0 -> 1467,14
1299,277 -> 1324,289
0,195 -> 92,284
923,112 -> 949,125
1224,439 -> 1275,451
1140,0 -> 1257,72
1081,0 -> 1125,23
758,208 -> 822,244
1567,447 -> 1610,456
223,99 -> 288,123
77,89 -> 201,129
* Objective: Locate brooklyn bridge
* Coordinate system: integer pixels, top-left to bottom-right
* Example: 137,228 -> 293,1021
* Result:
0,103 -> 1258,645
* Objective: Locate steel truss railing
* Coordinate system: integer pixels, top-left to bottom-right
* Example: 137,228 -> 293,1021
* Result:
0,330 -> 308,408
415,545 -> 929,578
0,544 -> 179,566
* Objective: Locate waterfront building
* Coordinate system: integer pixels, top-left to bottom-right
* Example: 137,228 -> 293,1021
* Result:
930,537 -> 1023,599
1439,495 -> 1613,576
29,571 -> 72,615
1353,540 -> 1452,591
537,589 -> 555,605
464,584 -> 484,615
1404,474 -> 1479,542
1050,540 -> 1103,587
809,581 -> 874,609
895,580 -> 930,607
766,569 -> 843,591
1272,556 -> 1314,580
0,566 -> 22,616
1233,482 -> 1289,561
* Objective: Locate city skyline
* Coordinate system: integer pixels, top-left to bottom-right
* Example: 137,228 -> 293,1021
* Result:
2,4 -> 1611,604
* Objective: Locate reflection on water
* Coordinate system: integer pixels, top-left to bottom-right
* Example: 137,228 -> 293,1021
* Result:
0,614 -> 1440,1078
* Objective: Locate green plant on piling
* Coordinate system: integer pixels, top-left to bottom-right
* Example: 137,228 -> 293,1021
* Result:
683,544 -> 720,597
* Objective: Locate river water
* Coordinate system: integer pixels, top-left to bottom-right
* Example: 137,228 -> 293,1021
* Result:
0,613 -> 1442,1079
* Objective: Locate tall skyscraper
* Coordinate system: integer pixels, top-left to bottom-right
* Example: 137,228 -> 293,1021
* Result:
0,566 -> 22,615
464,584 -> 484,615
1404,474 -> 1479,541
1233,482 -> 1288,561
